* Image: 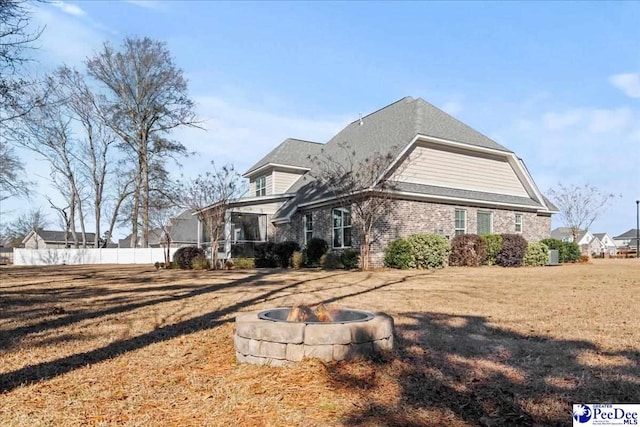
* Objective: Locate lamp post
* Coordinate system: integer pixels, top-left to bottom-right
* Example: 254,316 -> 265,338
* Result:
636,200 -> 639,258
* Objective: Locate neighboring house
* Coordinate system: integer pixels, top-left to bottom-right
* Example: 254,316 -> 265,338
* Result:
613,229 -> 639,249
22,229 -> 98,249
203,96 -> 557,266
118,210 -> 205,248
592,233 -> 618,256
550,227 -> 599,256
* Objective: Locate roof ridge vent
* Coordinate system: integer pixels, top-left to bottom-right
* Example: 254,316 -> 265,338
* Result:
358,112 -> 363,126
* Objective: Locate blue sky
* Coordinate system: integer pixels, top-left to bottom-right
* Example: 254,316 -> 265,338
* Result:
2,0 -> 639,239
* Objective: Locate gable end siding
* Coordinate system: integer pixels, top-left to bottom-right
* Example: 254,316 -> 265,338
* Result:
393,145 -> 529,197
273,171 -> 303,194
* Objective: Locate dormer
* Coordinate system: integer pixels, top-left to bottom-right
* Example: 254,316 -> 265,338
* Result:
243,138 -> 322,197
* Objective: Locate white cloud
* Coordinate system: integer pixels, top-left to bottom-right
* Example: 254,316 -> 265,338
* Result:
173,96 -> 352,177
609,73 -> 640,98
587,108 -> 633,133
51,1 -> 86,17
441,100 -> 463,116
542,110 -> 583,131
124,0 -> 165,10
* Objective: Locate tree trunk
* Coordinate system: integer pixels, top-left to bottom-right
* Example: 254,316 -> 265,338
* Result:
130,182 -> 140,248
140,143 -> 149,248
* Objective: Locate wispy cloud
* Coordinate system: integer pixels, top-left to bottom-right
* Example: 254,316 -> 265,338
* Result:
609,72 -> 640,98
124,0 -> 165,11
51,1 -> 86,17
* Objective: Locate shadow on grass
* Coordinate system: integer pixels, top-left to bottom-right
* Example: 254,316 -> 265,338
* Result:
326,312 -> 640,427
0,269 -> 353,393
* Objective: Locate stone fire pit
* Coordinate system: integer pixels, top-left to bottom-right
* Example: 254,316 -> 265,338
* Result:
234,307 -> 394,366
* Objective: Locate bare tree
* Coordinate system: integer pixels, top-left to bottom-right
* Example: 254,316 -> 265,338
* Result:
0,139 -> 31,200
4,207 -> 48,247
182,163 -> 243,269
548,183 -> 619,241
309,142 -> 406,271
86,37 -> 198,248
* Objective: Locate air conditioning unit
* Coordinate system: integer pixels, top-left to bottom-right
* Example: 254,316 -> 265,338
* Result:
547,249 -> 560,266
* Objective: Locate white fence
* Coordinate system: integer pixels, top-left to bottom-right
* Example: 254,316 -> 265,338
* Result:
13,248 -> 179,266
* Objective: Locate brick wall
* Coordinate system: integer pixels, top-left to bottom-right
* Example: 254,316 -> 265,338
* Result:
273,199 -> 552,267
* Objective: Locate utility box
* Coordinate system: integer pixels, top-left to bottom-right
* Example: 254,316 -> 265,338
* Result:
547,249 -> 560,266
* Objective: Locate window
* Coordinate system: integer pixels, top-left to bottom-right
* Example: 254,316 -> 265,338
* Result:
477,211 -> 493,235
255,176 -> 266,197
454,209 -> 466,235
332,208 -> 352,248
515,214 -> 523,233
304,213 -> 313,244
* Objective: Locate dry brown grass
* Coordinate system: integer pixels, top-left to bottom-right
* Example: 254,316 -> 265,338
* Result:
1,259 -> 638,426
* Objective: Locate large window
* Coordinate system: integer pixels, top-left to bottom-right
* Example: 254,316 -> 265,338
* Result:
332,208 -> 352,248
454,209 -> 466,235
477,211 -> 493,235
255,176 -> 266,197
515,214 -> 523,233
304,213 -> 313,244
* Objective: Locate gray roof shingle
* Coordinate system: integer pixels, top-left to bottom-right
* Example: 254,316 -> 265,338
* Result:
36,229 -> 97,242
244,138 -> 323,176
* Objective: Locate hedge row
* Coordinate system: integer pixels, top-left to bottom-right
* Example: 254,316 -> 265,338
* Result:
384,233 -> 570,269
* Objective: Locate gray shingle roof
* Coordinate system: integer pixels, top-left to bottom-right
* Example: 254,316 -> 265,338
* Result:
244,138 -> 323,176
614,229 -> 639,239
391,182 -> 542,207
37,229 -> 97,242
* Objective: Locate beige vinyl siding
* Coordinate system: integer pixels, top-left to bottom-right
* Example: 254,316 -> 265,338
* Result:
234,202 -> 284,215
249,180 -> 256,196
394,145 -> 529,197
265,174 -> 273,196
273,171 -> 303,194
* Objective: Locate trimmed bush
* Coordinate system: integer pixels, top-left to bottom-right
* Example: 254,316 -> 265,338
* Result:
191,254 -> 211,270
341,248 -> 360,269
407,233 -> 450,269
320,251 -> 343,269
292,251 -> 305,269
306,238 -> 328,266
384,239 -> 413,269
496,234 -> 528,267
233,258 -> 255,269
173,246 -> 205,270
483,234 -> 503,265
274,241 -> 300,268
449,234 -> 487,267
254,242 -> 278,268
562,241 -> 581,263
522,242 -> 549,266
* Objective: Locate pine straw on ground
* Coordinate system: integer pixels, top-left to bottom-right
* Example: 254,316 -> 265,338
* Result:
0,259 -> 638,426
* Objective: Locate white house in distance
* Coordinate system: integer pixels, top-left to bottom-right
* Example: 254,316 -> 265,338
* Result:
592,233 -> 617,256
202,96 -> 557,266
22,229 -> 98,249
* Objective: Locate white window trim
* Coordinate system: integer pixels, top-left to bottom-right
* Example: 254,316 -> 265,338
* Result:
255,176 -> 266,197
454,209 -> 467,235
332,207 -> 352,248
477,210 -> 493,235
304,213 -> 313,245
515,213 -> 523,233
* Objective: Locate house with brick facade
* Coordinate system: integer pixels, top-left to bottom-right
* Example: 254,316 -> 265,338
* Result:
207,97 -> 556,266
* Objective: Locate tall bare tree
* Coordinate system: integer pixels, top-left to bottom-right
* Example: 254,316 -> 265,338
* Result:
182,163 -> 243,269
0,139 -> 31,200
309,142 -> 406,270
548,183 -> 619,241
86,37 -> 198,248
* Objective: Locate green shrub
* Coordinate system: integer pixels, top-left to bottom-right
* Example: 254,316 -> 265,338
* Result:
384,239 -> 413,269
225,259 -> 234,270
292,251 -> 305,269
191,254 -> 211,270
306,238 -> 328,265
254,242 -> 278,267
562,241 -> 581,263
233,258 -> 255,269
483,234 -> 503,265
496,234 -> 528,267
407,233 -> 450,269
522,242 -> 549,266
320,251 -> 343,269
341,248 -> 360,269
173,246 -> 205,269
449,234 -> 487,267
274,241 -> 300,268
